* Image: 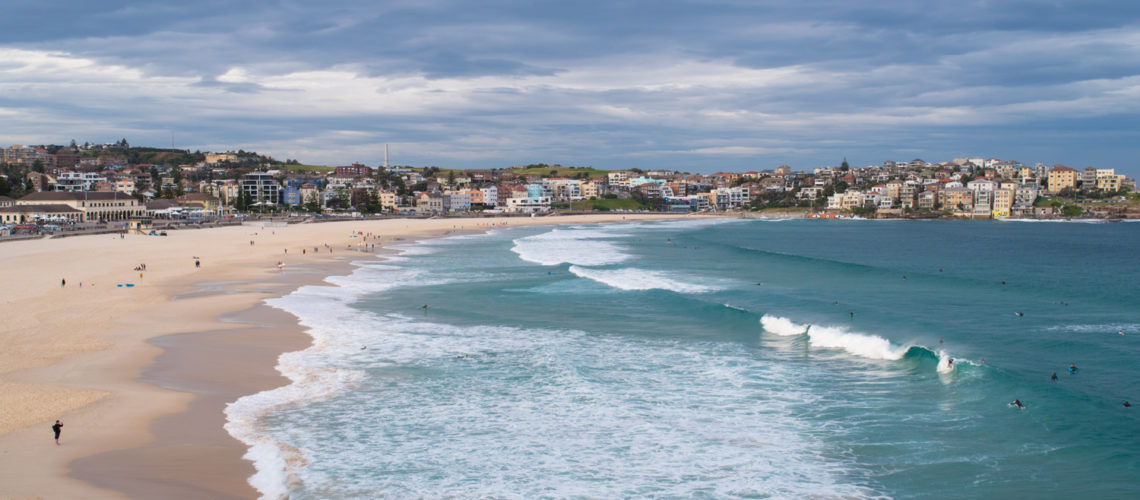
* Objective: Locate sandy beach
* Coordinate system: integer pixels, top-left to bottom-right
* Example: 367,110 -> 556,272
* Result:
0,214 -> 695,499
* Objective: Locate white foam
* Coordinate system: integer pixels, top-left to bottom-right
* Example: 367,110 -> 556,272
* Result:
228,226 -> 872,498
1047,323 -> 1140,334
804,324 -> 911,360
569,265 -> 716,293
224,365 -> 363,499
760,315 -> 810,337
936,351 -> 955,373
510,228 -> 632,266
761,315 -> 912,361
263,318 -> 873,498
225,237 -> 475,498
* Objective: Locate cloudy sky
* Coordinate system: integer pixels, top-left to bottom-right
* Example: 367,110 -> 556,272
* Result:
2,1 -> 1139,175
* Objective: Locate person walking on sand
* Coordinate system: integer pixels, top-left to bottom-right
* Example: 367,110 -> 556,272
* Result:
52,420 -> 63,445
61,278 -> 66,287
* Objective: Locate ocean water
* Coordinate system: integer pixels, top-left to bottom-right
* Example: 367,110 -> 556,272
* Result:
227,218 -> 1140,499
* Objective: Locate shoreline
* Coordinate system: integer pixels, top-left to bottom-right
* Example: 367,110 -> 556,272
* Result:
0,214 -> 699,499
69,260 -> 352,499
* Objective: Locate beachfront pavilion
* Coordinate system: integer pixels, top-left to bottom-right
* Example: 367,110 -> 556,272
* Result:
16,191 -> 145,222
0,204 -> 83,224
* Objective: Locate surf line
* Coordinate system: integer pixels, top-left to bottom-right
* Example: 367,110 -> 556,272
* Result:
759,314 -> 968,372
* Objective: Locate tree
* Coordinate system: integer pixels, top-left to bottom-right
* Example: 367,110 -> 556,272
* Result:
364,190 -> 382,214
303,193 -> 322,213
840,157 -> 850,171
172,168 -> 184,196
834,180 -> 849,194
0,176 -> 9,196
234,190 -> 248,211
326,190 -> 349,210
32,160 -> 44,173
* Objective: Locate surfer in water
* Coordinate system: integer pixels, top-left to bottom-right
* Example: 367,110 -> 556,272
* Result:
1016,312 -> 1023,317
1010,399 -> 1025,410
1051,372 -> 1058,381
947,358 -> 954,368
1069,363 -> 1079,374
1125,401 -> 1132,408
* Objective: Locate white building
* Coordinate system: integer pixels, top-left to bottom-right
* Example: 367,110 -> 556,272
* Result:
443,191 -> 471,212
506,196 -> 551,213
480,186 -> 499,208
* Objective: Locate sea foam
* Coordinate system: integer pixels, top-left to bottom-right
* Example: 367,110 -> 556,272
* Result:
224,255 -> 449,499
264,316 -> 872,498
511,228 -> 632,266
761,314 -> 953,363
569,265 -> 716,293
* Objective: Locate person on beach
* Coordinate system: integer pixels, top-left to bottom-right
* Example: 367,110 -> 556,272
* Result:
61,278 -> 66,287
195,259 -> 200,269
52,420 -> 63,444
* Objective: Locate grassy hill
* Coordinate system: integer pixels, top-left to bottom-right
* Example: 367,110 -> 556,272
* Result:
277,163 -> 335,174
511,165 -> 611,179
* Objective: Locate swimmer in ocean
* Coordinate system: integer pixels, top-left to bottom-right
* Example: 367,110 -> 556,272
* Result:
1010,399 -> 1025,409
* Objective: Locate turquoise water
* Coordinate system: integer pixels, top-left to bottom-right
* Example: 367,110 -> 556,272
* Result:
238,219 -> 1140,498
